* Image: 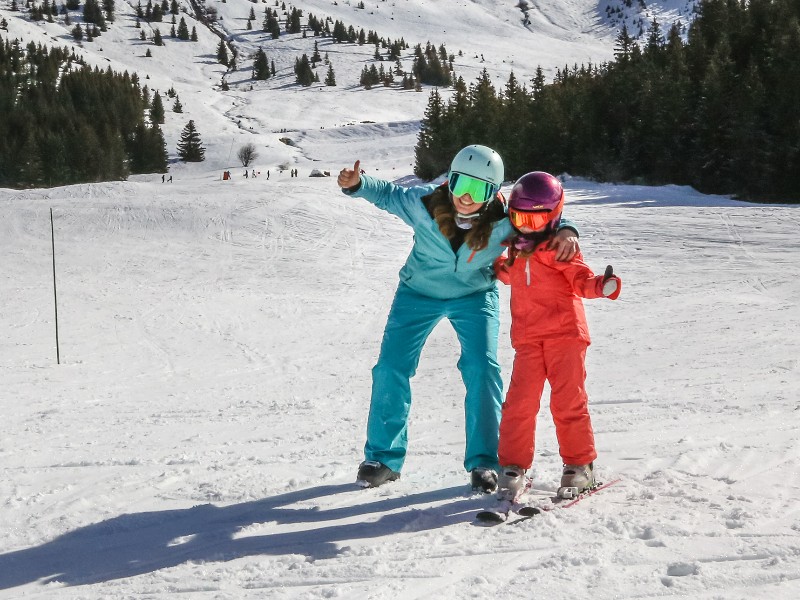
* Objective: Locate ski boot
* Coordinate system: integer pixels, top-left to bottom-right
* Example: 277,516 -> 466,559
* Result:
557,462 -> 595,499
356,460 -> 400,488
470,467 -> 498,493
496,466 -> 526,501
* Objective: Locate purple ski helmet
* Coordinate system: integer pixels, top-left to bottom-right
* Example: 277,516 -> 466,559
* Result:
508,172 -> 564,231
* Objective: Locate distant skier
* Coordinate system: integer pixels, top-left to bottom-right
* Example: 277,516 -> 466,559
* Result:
492,172 -> 621,501
336,147 -> 582,492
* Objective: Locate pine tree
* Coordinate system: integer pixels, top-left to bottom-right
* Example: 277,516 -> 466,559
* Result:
294,53 -> 314,86
176,17 -> 189,40
253,48 -> 269,80
150,91 -> 165,124
414,89 -> 447,179
324,63 -> 336,86
83,0 -> 106,29
176,120 -> 205,161
613,23 -> 634,64
286,7 -> 301,33
264,10 -> 280,39
464,69 -> 498,145
498,71 -> 528,178
216,39 -> 229,66
129,123 -> 168,173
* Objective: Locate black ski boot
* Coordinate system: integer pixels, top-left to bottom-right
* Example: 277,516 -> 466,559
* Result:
356,460 -> 401,488
471,467 -> 498,493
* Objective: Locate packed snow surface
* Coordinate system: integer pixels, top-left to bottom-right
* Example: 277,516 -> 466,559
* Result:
2,175 -> 799,599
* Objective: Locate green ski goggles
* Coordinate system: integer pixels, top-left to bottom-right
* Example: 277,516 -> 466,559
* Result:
448,172 -> 498,203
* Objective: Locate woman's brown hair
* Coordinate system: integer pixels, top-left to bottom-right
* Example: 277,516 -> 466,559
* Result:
426,185 -> 506,252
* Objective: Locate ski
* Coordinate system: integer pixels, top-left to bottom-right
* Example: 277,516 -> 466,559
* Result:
474,477 -> 621,526
474,478 -> 534,525
475,499 -> 516,524
513,478 -> 622,521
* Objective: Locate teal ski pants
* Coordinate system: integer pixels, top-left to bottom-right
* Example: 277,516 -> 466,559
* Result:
365,283 -> 504,473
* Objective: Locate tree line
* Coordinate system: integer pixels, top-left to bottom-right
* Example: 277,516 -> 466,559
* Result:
415,0 -> 800,201
258,4 -> 449,89
0,36 -> 168,188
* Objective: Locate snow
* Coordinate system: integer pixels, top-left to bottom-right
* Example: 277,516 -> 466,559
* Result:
2,1 -> 800,598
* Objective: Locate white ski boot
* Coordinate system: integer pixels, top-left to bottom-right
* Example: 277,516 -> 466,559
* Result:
496,465 -> 526,501
557,463 -> 595,499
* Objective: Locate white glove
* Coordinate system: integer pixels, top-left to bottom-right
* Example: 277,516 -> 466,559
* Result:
599,265 -> 621,299
602,278 -> 618,297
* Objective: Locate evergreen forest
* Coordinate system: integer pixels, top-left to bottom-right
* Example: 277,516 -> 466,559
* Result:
415,0 -> 800,201
0,36 -> 167,188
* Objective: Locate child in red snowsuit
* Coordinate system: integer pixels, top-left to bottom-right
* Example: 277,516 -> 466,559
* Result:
493,172 -> 621,499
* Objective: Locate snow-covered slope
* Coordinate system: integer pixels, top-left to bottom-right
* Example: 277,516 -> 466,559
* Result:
1,175 -> 799,598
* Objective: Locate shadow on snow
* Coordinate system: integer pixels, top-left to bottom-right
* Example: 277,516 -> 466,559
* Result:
0,483 -> 482,589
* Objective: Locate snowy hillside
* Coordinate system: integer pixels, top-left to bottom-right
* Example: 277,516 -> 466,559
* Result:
2,0 -> 696,176
3,0 -> 800,598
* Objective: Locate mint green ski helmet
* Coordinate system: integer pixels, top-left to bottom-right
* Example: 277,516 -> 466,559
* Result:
447,145 -> 504,204
448,145 -> 504,186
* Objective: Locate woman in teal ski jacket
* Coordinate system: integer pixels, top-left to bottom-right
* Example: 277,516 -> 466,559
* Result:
337,146 -> 579,491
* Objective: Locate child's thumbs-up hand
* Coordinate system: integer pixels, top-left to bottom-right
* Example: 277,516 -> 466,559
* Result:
600,265 -> 621,299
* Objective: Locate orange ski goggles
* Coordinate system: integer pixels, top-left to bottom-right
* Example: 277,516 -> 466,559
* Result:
508,208 -> 555,231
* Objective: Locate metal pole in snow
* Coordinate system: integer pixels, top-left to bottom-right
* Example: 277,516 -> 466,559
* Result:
50,208 -> 61,365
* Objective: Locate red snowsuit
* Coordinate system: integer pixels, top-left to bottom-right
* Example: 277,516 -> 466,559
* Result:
494,242 -> 615,469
